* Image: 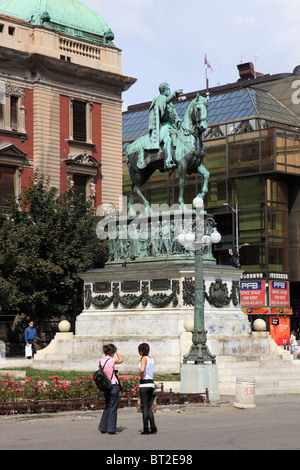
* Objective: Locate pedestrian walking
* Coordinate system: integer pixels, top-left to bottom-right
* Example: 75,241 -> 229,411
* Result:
24,321 -> 37,359
98,344 -> 123,435
138,342 -> 157,435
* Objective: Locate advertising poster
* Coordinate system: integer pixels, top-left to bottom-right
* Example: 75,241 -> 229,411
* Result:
270,316 -> 290,345
242,307 -> 269,315
269,281 -> 290,306
240,280 -> 266,307
270,308 -> 293,315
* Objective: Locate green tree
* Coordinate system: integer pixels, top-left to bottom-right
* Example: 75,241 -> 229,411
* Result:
0,174 -> 108,322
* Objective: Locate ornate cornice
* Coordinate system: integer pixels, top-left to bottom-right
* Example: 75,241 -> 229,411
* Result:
67,151 -> 100,168
5,84 -> 25,97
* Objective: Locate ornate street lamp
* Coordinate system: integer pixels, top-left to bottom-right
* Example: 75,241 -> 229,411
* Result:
178,196 -> 221,364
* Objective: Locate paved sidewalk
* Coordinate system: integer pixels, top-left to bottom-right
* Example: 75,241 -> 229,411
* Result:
1,394 -> 300,451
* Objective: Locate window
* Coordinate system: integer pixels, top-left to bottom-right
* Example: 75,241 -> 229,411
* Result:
268,246 -> 288,272
285,132 -> 300,171
0,84 -> 26,133
0,166 -> 15,207
69,99 -> 93,144
8,26 -> 15,36
268,210 -> 288,240
205,139 -> 226,175
60,55 -> 71,62
239,209 -> 265,243
10,96 -> 18,131
228,134 -> 260,175
261,130 -> 275,170
0,103 -> 4,128
239,245 -> 266,272
73,100 -> 87,142
207,180 -> 227,206
65,152 -> 99,204
267,180 -> 288,208
235,176 -> 265,204
0,144 -> 27,206
73,174 -> 87,198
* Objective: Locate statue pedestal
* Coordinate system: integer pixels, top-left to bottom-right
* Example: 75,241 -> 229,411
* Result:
180,363 -> 220,401
33,261 -> 249,373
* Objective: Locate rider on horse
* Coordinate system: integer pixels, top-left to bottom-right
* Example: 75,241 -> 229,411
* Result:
143,83 -> 183,171
126,87 -> 210,214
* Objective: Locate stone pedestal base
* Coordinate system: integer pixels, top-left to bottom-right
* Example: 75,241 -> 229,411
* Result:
180,363 -> 220,401
33,263 -> 254,376
34,332 -> 73,361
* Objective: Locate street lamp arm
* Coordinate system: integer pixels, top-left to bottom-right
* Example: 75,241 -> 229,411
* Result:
223,202 -> 238,214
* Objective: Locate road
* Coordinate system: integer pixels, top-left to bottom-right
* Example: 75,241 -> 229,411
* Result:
1,394 -> 300,453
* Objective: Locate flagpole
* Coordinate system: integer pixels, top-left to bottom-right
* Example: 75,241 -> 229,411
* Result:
205,54 -> 209,92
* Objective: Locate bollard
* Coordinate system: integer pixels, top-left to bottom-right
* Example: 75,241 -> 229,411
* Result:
233,377 -> 256,409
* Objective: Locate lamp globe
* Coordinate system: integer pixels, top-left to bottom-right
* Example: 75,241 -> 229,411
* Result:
211,228 -> 222,244
192,196 -> 204,209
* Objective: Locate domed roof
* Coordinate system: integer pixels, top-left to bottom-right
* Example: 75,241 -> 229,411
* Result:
0,0 -> 114,43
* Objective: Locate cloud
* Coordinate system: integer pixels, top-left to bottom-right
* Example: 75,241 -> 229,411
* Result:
82,0 -> 300,105
233,14 -> 256,25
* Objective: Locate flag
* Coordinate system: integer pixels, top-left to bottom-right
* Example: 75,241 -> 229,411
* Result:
205,56 -> 213,73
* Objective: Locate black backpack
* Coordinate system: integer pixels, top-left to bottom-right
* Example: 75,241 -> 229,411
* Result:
93,358 -> 113,392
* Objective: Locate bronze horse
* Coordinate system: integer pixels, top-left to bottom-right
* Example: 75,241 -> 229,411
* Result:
125,94 -> 210,215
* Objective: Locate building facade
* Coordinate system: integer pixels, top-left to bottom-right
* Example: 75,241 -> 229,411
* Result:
122,63 -> 300,343
0,0 -> 135,211
0,0 -> 135,351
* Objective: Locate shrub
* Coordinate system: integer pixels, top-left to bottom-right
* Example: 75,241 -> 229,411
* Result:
0,373 -> 142,403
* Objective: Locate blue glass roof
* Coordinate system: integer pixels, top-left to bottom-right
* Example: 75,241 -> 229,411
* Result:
123,87 -> 300,141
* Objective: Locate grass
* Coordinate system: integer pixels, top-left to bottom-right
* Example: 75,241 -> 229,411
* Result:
0,367 -> 180,382
0,367 -> 94,381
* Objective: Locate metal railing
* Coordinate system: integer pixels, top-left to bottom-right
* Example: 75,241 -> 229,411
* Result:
0,388 -> 210,415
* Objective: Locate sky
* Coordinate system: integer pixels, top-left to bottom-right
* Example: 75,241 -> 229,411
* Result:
5,0 -> 300,110
83,0 -> 300,110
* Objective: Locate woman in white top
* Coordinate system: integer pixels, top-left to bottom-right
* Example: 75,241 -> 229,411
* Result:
290,331 -> 298,355
138,343 -> 157,435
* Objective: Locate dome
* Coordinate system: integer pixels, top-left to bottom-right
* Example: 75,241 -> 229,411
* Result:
0,0 -> 114,44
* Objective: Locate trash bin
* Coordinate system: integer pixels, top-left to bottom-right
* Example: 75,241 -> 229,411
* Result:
233,377 -> 256,409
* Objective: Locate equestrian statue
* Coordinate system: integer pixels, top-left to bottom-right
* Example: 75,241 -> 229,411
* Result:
125,82 -> 210,215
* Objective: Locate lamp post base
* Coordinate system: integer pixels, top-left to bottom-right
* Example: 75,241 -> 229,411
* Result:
180,363 -> 220,401
182,329 -> 216,364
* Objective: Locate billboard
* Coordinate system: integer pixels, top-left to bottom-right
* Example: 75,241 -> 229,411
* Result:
270,316 -> 290,345
240,280 -> 266,307
269,281 -> 290,307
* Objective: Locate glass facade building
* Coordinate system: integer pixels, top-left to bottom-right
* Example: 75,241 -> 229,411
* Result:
122,75 -> 300,338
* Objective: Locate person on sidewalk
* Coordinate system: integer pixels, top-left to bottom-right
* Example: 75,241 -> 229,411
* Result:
98,344 -> 123,435
25,321 -> 37,359
138,342 -> 157,435
290,331 -> 298,356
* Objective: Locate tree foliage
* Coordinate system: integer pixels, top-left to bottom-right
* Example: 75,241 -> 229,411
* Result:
0,174 -> 108,321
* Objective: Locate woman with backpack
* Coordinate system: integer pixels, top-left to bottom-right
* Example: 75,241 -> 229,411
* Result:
98,344 -> 123,435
